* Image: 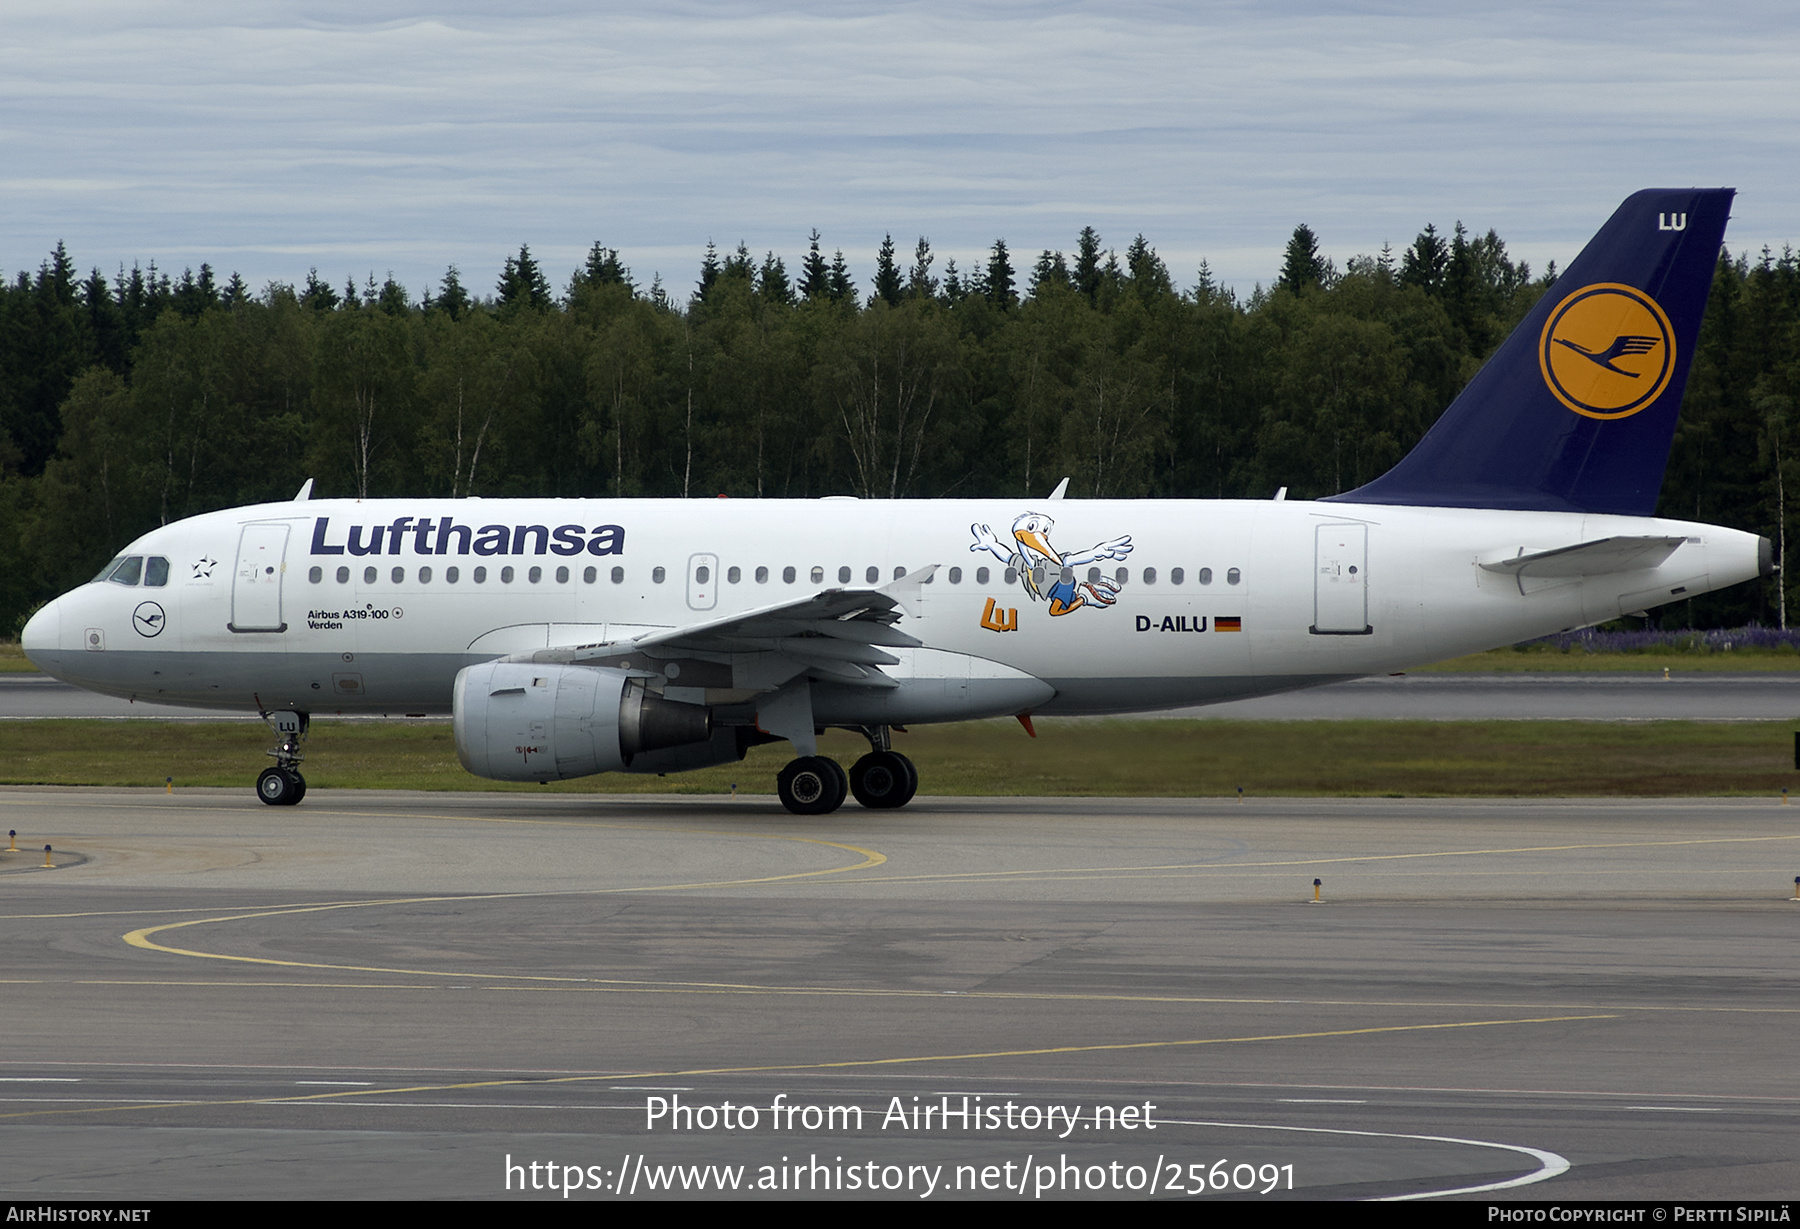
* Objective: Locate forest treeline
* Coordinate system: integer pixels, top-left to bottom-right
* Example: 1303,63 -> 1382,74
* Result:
1,222 -> 1797,637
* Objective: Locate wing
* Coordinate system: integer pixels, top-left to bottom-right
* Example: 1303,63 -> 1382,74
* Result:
505,565 -> 939,695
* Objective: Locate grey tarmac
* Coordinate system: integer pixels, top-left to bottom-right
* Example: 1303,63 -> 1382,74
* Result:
1,788 -> 1796,1201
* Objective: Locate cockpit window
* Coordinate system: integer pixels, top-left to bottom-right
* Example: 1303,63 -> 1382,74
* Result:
144,556 -> 170,587
93,556 -> 125,582
105,556 -> 144,586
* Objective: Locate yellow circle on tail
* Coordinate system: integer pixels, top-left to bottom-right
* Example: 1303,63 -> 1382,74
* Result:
1538,283 -> 1675,420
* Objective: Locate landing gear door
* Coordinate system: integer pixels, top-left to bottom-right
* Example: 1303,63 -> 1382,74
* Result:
230,523 -> 290,633
1311,523 -> 1372,635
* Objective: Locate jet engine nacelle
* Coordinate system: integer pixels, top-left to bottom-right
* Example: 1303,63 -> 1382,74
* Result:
453,661 -> 712,781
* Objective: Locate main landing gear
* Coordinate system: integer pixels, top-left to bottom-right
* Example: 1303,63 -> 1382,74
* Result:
256,707 -> 308,807
848,749 -> 917,809
775,756 -> 848,815
774,726 -> 917,816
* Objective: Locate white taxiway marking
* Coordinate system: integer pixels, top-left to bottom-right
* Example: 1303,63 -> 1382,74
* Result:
1162,1117 -> 1569,1200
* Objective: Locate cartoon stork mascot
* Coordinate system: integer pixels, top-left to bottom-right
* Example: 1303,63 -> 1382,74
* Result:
970,512 -> 1133,616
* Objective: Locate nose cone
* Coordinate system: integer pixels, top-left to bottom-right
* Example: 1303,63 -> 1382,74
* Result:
20,598 -> 62,671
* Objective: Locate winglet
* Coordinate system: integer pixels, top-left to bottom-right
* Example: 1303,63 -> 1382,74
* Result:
294,479 -> 314,502
1048,477 -> 1070,500
878,564 -> 939,617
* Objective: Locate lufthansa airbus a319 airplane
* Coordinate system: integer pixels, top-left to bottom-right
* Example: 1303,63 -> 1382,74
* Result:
22,189 -> 1770,813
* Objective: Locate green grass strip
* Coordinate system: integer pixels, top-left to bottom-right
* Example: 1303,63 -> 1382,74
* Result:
1416,646 -> 1800,672
3,717 -> 1797,797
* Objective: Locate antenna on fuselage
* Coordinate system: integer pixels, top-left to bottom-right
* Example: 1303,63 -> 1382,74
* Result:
1047,477 -> 1069,500
294,479 -> 314,502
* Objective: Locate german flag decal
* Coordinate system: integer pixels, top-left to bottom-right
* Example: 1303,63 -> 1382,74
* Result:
1215,616 -> 1242,632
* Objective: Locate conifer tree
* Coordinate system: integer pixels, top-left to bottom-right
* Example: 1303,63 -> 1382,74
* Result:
759,252 -> 793,305
696,241 -> 721,300
303,268 -> 339,312
1075,227 -> 1103,299
872,234 -> 902,306
828,249 -> 857,306
436,266 -> 471,319
377,275 -> 409,315
800,230 -> 830,300
987,239 -> 1017,309
174,267 -> 214,318
907,237 -> 938,299
724,242 -> 755,282
1031,250 -> 1071,295
497,245 -> 551,310
942,258 -> 963,303
80,269 -> 127,373
119,263 -> 147,319
1194,258 -> 1215,299
1400,224 -> 1448,294
1277,224 -> 1327,293
571,242 -> 633,294
39,241 -> 77,306
1125,235 -> 1172,297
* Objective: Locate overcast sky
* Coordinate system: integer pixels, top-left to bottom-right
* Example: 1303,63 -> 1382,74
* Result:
4,1 -> 1796,300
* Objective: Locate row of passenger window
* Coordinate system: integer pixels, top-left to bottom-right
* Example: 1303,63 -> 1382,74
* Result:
307,562 -> 1246,587
307,564 -> 596,585
945,564 -> 1242,587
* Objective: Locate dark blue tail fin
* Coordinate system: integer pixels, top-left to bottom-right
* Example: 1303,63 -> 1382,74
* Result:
1329,188 -> 1733,515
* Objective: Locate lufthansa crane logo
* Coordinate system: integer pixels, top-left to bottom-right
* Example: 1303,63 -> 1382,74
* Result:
132,601 -> 166,638
1538,282 -> 1676,420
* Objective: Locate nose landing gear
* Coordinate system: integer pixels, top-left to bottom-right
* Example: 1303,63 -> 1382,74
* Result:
256,706 -> 308,806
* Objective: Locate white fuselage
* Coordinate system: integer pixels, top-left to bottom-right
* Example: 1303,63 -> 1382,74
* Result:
21,496 -> 1763,721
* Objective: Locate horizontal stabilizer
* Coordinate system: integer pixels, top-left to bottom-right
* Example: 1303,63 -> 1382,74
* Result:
1478,535 -> 1687,578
